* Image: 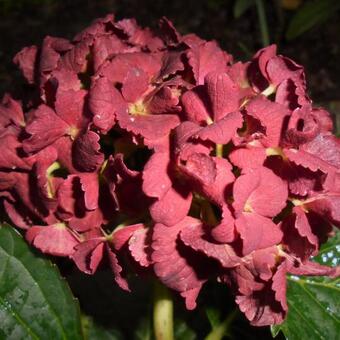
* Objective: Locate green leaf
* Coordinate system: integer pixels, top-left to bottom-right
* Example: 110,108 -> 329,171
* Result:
233,0 -> 255,18
134,316 -> 153,340
206,307 -> 221,329
174,319 -> 196,340
82,316 -> 123,340
272,231 -> 340,339
286,0 -> 340,40
0,224 -> 83,340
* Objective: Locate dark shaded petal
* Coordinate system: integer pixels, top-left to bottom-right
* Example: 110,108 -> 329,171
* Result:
13,45 -> 38,84
180,221 -> 240,268
72,238 -> 105,274
73,130 -> 104,172
106,244 -> 130,291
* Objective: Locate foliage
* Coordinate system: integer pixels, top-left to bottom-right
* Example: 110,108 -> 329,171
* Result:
272,231 -> 340,340
0,224 -> 83,339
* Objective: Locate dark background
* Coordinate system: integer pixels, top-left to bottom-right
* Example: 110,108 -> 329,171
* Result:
0,0 -> 339,338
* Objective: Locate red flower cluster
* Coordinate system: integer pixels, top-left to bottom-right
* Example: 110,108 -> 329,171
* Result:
1,14 -> 339,326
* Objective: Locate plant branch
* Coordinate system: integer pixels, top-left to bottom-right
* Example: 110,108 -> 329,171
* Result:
153,281 -> 174,340
205,310 -> 238,340
255,0 -> 270,46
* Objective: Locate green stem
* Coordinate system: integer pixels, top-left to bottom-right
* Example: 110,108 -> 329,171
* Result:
153,281 -> 174,340
215,144 -> 224,158
205,310 -> 238,340
255,0 -> 270,46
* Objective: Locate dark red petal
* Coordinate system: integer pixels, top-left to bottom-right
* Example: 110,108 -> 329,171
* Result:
72,239 -> 105,274
283,148 -> 334,174
180,221 -> 240,268
210,206 -> 236,243
79,173 -> 99,210
180,152 -> 217,186
193,111 -> 243,145
158,51 -> 185,80
106,244 -> 130,291
68,209 -> 104,232
54,89 -> 87,128
150,186 -> 192,227
236,261 -> 288,326
205,72 -> 240,121
89,77 -> 124,132
302,133 -> 340,169
233,167 -> 288,217
50,68 -> 81,92
23,105 -> 68,153
60,41 -> 90,73
235,213 -> 283,255
152,217 -> 207,294
73,131 -> 104,172
266,55 -> 305,87
53,137 -> 78,173
112,224 -> 144,251
128,227 -> 153,267
3,199 -> 33,229
285,106 -> 320,147
306,194 -> 340,227
280,206 -> 319,260
57,175 -> 78,217
93,35 -> 129,72
33,146 -> 59,207
114,18 -> 163,51
312,108 -> 333,132
99,52 -> 161,84
181,88 -> 209,124
288,260 -> 338,277
229,146 -> 266,169
121,68 -> 149,103
13,45 -> 38,84
255,44 -> 277,80
251,246 -> 279,281
187,41 -> 230,85
246,96 -> 290,147
26,224 -> 79,256
143,152 -> 172,199
0,94 -> 25,129
148,86 -> 181,115
158,17 -> 181,46
117,111 -> 180,142
180,287 -> 201,310
0,134 -> 31,170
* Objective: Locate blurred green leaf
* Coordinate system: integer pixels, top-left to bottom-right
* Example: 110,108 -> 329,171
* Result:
233,0 -> 255,18
286,0 -> 340,40
134,316 -> 153,340
0,224 -> 83,339
271,231 -> 340,339
174,319 -> 196,340
83,317 -> 123,340
206,307 -> 221,329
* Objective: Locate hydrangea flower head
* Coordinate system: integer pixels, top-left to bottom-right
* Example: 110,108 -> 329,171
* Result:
1,13 -> 339,326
